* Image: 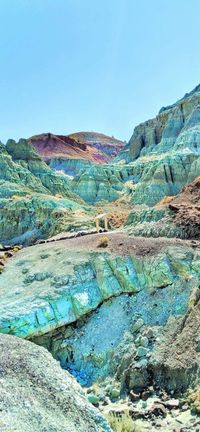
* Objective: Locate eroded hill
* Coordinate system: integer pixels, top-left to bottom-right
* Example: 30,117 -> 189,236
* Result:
0,84 -> 200,431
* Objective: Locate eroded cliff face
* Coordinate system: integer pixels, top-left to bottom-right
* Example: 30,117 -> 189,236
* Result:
118,84 -> 200,162
5,138 -> 74,196
0,139 -> 95,244
111,87 -> 200,199
70,87 -> 200,206
0,234 -> 199,398
71,164 -> 126,203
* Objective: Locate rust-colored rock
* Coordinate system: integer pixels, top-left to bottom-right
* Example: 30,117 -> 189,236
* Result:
29,132 -> 124,164
169,176 -> 200,238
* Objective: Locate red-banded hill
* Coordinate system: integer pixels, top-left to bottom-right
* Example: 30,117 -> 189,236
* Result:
29,132 -> 125,164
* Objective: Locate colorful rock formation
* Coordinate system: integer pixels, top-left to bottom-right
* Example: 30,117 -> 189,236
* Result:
1,84 -> 200,241
0,235 -> 199,389
29,132 -> 125,176
0,83 -> 200,432
69,131 -> 125,158
0,139 -> 94,244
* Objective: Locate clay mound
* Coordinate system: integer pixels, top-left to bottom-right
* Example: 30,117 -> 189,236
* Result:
169,176 -> 200,238
0,333 -> 110,432
29,132 -> 124,164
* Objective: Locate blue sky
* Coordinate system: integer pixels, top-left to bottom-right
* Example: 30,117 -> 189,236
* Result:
0,0 -> 200,143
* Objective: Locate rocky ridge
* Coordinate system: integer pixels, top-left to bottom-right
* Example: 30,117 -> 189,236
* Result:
118,84 -> 200,162
68,131 -> 125,158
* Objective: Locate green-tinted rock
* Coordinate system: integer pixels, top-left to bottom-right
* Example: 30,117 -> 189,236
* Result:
0,242 -> 199,340
136,346 -> 148,357
88,394 -> 100,406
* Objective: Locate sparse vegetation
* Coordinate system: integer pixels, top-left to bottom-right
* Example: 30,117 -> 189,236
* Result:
187,387 -> 200,413
55,193 -> 63,199
11,195 -> 21,200
97,236 -> 109,248
155,195 -> 174,208
106,412 -> 141,432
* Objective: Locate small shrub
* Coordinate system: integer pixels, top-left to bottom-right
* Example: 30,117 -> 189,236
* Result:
55,193 -> 63,199
187,387 -> 200,413
106,412 -> 140,432
11,195 -> 21,200
97,236 -> 109,248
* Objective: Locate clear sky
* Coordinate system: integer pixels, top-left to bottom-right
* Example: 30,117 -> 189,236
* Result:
1,0 -> 200,143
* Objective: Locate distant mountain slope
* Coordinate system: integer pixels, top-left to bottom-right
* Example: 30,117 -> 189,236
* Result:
69,131 -> 125,157
29,132 -> 125,165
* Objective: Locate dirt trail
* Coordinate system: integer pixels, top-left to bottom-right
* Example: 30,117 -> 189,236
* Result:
36,231 -> 200,257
